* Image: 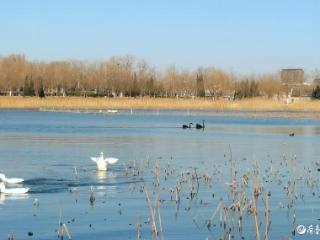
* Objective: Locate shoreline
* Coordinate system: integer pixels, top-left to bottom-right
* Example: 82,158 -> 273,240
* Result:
37,108 -> 320,120
1,96 -> 320,119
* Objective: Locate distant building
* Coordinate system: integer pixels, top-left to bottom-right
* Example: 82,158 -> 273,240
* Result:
281,69 -> 304,86
313,78 -> 320,87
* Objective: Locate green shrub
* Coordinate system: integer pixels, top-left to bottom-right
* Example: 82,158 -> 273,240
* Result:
38,80 -> 45,98
23,76 -> 36,96
312,85 -> 320,99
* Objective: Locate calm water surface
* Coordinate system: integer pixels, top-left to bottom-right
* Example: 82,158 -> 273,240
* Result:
1,110 -> 320,239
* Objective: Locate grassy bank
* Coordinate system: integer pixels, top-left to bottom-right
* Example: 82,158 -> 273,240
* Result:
0,96 -> 320,111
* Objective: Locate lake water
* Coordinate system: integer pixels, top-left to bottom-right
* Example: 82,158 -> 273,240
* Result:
1,109 -> 320,239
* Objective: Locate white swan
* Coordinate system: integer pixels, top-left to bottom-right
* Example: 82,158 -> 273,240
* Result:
0,182 -> 29,194
0,173 -> 24,184
107,109 -> 118,113
90,152 -> 118,171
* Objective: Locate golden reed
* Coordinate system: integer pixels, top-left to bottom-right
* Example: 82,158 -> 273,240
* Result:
0,96 -> 320,111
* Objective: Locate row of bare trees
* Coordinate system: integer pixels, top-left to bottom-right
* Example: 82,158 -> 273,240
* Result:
0,54 -> 291,98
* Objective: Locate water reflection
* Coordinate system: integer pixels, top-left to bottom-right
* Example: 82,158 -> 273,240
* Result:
95,170 -> 116,183
0,193 -> 29,204
96,171 -> 106,182
95,185 -> 118,197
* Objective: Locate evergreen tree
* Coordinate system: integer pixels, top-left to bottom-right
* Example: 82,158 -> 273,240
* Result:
23,75 -> 36,96
38,79 -> 45,98
23,76 -> 30,96
29,76 -> 36,96
196,73 -> 205,97
131,72 -> 139,97
312,85 -> 320,99
249,80 -> 259,97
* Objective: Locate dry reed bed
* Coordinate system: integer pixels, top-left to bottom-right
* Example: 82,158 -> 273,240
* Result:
129,147 -> 319,239
1,96 -> 320,112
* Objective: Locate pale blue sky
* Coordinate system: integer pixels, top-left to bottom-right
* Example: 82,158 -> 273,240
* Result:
0,0 -> 319,74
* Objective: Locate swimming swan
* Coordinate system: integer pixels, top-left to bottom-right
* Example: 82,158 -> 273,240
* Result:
90,152 -> 118,171
196,120 -> 205,130
0,182 -> 29,194
0,173 -> 24,184
182,123 -> 193,129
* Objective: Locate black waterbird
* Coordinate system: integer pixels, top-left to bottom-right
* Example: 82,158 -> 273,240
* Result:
195,120 -> 205,130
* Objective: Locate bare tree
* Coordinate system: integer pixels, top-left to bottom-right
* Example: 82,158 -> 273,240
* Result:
0,54 -> 306,99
